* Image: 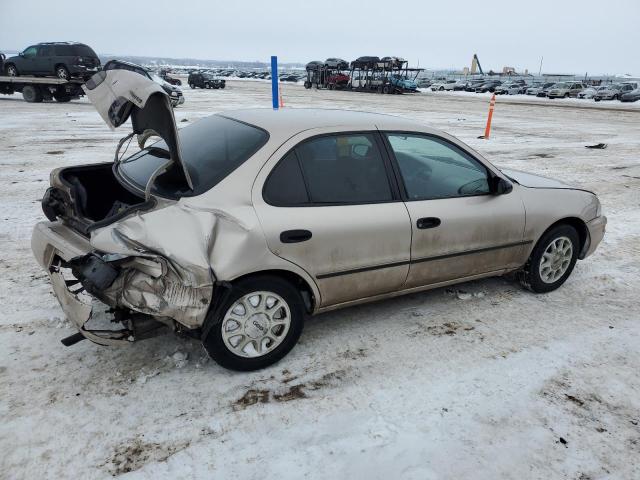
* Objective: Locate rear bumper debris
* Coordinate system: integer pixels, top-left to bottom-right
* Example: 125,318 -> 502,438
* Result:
31,220 -> 200,345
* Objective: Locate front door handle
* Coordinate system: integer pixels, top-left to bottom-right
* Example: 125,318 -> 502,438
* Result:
416,217 -> 441,229
280,229 -> 313,243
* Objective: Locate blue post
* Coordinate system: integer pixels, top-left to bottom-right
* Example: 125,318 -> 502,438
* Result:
271,56 -> 279,110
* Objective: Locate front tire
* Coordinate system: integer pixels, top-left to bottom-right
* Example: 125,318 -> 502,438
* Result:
202,275 -> 305,371
5,64 -> 18,76
520,225 -> 579,293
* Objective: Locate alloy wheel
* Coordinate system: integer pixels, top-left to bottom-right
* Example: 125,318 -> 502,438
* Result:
539,236 -> 573,283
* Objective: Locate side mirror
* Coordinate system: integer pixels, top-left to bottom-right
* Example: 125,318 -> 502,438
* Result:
490,176 -> 513,195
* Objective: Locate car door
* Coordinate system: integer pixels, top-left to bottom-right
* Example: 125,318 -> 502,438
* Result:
253,129 -> 412,308
36,45 -> 53,74
18,46 -> 38,74
382,132 -> 526,289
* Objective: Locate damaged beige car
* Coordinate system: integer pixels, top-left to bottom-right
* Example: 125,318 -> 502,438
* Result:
32,70 -> 607,370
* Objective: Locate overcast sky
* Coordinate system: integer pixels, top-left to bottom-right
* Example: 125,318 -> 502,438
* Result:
1,0 -> 638,75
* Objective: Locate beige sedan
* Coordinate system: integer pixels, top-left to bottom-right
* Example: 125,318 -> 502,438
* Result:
31,71 -> 606,370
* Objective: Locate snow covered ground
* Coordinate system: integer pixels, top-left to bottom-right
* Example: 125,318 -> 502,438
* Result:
1,82 -> 639,479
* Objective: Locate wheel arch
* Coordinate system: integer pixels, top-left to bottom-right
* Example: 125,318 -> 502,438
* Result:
535,217 -> 589,258
228,269 -> 318,314
54,63 -> 69,75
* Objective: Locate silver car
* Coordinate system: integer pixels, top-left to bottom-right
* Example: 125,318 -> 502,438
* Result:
495,82 -> 525,95
547,82 -> 586,98
594,82 -> 638,101
32,71 -> 607,370
577,86 -> 607,99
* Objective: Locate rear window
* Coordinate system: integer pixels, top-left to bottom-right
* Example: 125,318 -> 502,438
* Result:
117,115 -> 268,198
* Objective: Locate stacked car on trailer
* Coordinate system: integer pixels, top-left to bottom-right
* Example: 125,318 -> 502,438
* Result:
304,55 -> 422,94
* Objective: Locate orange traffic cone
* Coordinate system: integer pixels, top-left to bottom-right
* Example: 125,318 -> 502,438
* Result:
481,94 -> 496,139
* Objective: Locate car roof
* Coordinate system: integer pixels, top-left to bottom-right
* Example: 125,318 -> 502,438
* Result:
220,108 -> 425,135
37,42 -> 88,46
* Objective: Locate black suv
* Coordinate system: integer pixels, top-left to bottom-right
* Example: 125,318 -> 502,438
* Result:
4,42 -> 100,80
103,60 -> 184,107
188,72 -> 226,89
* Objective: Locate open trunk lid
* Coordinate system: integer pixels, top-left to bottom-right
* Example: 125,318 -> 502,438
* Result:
82,69 -> 193,191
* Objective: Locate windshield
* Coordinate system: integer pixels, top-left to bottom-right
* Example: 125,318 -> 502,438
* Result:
117,115 -> 269,198
553,82 -> 569,88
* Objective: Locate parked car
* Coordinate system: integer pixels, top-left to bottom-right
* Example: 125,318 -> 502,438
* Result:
465,78 -> 488,92
452,80 -> 470,91
3,42 -> 100,80
547,82 -> 585,98
188,71 -> 226,89
577,86 -> 606,99
530,82 -> 556,97
594,83 -> 637,101
620,87 -> 640,102
159,69 -> 182,86
495,82 -> 524,95
32,70 -> 606,371
102,60 -> 184,106
430,80 -> 457,91
476,80 -> 502,93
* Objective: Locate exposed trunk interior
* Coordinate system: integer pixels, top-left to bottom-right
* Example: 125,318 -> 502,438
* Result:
56,163 -> 147,232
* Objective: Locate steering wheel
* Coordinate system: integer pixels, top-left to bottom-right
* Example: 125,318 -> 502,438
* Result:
405,165 -> 432,185
457,178 -> 488,195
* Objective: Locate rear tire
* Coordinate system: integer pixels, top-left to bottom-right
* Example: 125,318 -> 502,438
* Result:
22,85 -> 43,103
202,275 -> 305,371
520,225 -> 579,293
55,65 -> 70,80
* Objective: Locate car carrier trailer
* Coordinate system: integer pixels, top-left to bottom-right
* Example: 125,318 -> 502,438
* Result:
0,75 -> 85,102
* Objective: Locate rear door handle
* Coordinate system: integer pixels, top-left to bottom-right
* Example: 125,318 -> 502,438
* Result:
416,217 -> 441,229
280,229 -> 312,243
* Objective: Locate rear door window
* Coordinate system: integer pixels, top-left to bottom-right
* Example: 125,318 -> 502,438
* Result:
263,151 -> 309,206
295,133 -> 393,204
38,46 -> 53,56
